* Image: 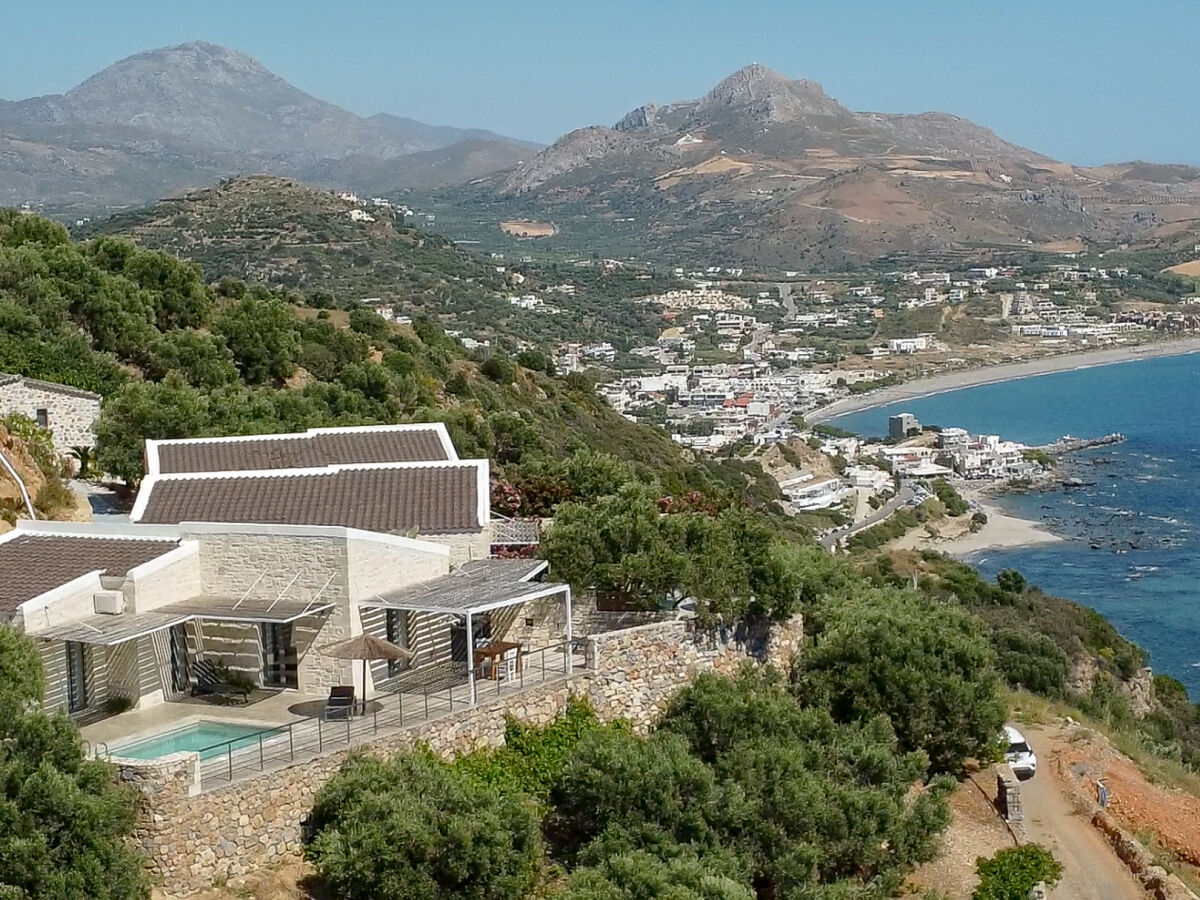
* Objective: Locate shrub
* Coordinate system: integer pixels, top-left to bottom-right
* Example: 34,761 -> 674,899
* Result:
547,729 -> 728,860
931,479 -> 968,516
973,844 -> 1062,900
304,750 -> 543,900
0,627 -> 147,899
793,589 -> 1005,773
996,570 -> 1027,594
480,353 -> 516,384
992,628 -> 1070,697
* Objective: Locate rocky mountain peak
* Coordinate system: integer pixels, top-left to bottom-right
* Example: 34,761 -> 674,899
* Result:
698,64 -> 849,121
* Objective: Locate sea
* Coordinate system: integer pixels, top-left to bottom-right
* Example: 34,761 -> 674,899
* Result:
830,352 -> 1200,696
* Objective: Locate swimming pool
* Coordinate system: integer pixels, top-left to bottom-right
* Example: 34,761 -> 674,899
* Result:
112,721 -> 274,760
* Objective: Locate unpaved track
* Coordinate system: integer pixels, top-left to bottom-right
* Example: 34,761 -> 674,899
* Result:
1022,726 -> 1147,899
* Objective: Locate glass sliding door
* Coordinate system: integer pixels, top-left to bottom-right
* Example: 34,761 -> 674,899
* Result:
385,609 -> 409,677
65,641 -> 89,713
258,623 -> 297,689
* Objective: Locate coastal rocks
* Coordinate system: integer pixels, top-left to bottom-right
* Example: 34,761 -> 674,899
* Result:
1121,667 -> 1155,719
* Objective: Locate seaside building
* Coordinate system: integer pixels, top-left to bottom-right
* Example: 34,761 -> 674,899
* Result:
889,413 -> 921,440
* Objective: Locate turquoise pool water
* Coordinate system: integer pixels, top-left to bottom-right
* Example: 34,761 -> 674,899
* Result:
113,721 -> 272,760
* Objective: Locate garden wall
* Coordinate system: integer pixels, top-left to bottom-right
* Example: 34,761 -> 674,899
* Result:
130,613 -> 804,896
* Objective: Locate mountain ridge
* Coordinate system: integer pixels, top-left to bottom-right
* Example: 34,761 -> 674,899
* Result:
420,63 -> 1200,268
0,41 -> 537,211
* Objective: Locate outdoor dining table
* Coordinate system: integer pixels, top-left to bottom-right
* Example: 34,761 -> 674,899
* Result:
473,641 -> 522,680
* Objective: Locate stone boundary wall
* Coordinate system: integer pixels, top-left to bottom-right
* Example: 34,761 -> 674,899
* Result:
995,764 -> 1023,829
133,613 -> 803,896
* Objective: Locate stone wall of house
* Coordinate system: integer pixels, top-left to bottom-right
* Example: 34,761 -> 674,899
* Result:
504,592 -> 669,650
0,378 -> 101,450
583,615 -> 804,729
128,612 -> 805,897
426,529 -> 492,565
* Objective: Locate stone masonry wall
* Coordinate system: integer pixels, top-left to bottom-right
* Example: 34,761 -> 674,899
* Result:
0,379 -> 101,450
130,613 -> 805,896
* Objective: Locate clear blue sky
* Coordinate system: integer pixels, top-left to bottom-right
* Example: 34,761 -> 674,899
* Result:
2,0 -> 1196,165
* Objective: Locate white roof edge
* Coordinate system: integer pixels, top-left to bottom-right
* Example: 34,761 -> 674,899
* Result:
138,458 -> 488,483
475,458 -> 490,527
176,521 -> 448,553
125,541 -> 199,581
18,570 -> 106,626
13,520 -> 183,541
129,475 -> 156,522
146,422 -> 455,448
343,526 -> 451,557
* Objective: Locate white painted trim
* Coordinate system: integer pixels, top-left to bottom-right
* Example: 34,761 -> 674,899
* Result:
342,527 -> 451,557
19,570 -> 106,630
129,477 -> 156,522
144,441 -> 160,477
175,521 -> 450,556
13,520 -> 182,541
145,422 -> 459,474
139,458 -> 488,483
474,459 -> 490,527
125,541 -> 199,581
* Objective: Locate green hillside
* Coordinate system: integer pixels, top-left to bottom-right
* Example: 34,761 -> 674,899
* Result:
78,175 -> 673,349
0,207 -> 771,505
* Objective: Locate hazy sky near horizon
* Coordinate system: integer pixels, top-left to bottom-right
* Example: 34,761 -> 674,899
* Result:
2,0 -> 1196,166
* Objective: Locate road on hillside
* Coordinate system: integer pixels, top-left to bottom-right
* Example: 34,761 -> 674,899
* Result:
1020,726 -> 1146,899
819,486 -> 914,550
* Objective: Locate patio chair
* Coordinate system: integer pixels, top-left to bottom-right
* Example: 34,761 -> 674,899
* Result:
323,685 -> 355,720
499,646 -> 520,681
190,659 -> 251,704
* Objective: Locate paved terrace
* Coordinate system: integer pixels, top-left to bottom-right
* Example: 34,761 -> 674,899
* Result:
86,641 -> 582,791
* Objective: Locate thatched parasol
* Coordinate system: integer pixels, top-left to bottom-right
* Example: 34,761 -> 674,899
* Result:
320,633 -> 415,713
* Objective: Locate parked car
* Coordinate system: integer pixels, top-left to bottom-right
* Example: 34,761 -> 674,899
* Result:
1004,724 -> 1037,779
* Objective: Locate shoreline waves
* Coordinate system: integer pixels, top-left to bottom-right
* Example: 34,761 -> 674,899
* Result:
810,337 -> 1200,424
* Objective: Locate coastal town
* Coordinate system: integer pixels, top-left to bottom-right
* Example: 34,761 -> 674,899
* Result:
541,260 -> 1197,454
9,15 -> 1200,900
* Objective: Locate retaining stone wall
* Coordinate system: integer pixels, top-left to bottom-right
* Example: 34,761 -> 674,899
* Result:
131,613 -> 804,896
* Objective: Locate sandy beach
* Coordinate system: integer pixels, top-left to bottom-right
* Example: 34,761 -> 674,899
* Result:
810,336 -> 1200,424
890,498 -> 1062,557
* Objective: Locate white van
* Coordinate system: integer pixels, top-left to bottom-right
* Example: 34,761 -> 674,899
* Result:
1004,725 -> 1037,779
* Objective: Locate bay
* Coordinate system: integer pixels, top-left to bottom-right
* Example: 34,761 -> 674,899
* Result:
831,352 -> 1200,695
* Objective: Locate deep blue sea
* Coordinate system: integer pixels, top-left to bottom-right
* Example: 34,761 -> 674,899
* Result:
831,352 -> 1200,696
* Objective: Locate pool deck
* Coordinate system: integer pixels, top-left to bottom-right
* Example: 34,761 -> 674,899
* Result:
80,690 -> 326,751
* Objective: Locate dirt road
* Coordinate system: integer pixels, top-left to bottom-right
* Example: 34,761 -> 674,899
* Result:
1022,726 -> 1147,899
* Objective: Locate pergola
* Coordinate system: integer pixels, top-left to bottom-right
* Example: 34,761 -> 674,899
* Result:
360,559 -> 572,704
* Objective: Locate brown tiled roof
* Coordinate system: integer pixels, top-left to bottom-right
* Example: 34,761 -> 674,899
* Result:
0,534 -> 180,622
136,464 -> 483,534
152,427 -> 451,475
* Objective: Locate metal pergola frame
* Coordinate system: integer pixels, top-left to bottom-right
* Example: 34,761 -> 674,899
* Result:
361,574 -> 572,705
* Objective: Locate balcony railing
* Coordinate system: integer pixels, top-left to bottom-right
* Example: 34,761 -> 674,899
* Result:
182,640 -> 583,790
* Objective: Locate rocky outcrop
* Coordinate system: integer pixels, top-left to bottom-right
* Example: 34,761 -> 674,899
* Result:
696,64 -> 850,122
499,126 -> 642,194
0,424 -> 46,517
